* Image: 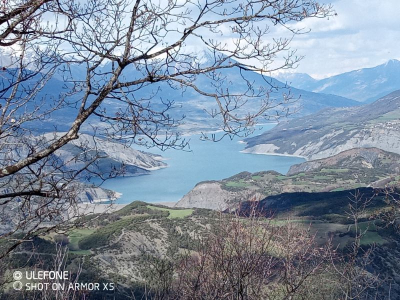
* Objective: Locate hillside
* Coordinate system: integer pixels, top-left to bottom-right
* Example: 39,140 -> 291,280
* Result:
276,59 -> 400,102
0,133 -> 166,204
287,147 -> 400,176
1,202 -> 214,298
274,72 -> 318,91
44,133 -> 167,176
110,56 -> 359,129
4,195 -> 400,299
236,187 -> 400,298
243,90 -> 400,160
175,147 -> 400,210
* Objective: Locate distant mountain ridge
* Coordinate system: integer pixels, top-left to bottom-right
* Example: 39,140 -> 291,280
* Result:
3,61 -> 358,135
230,70 -> 359,116
276,59 -> 400,102
243,90 -> 400,160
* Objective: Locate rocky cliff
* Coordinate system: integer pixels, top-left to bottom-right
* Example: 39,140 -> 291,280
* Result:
175,181 -> 264,210
0,133 -> 166,203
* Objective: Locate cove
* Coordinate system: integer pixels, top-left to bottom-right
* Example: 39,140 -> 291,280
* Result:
99,124 -> 305,204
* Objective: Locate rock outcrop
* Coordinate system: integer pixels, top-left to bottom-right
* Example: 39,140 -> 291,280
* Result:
176,181 -> 264,210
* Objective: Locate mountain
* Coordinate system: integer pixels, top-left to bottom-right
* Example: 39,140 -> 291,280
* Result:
243,90 -> 400,160
3,61 -> 358,136
113,52 -> 358,122
177,63 -> 359,124
175,147 -> 400,210
276,59 -> 400,102
274,72 -> 318,91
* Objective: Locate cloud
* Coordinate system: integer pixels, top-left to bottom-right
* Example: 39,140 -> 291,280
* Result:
277,0 -> 400,78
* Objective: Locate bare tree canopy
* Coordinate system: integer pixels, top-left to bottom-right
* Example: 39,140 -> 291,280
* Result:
0,0 -> 332,256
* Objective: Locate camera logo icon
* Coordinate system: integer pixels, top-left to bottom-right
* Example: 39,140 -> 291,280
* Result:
13,281 -> 23,291
13,271 -> 23,281
12,271 -> 23,290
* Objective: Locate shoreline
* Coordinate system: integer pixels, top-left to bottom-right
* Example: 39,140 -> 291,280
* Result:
240,149 -> 307,160
144,164 -> 168,171
179,122 -> 278,137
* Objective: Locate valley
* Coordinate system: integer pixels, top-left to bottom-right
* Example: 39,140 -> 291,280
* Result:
2,0 -> 400,298
1,18 -> 400,298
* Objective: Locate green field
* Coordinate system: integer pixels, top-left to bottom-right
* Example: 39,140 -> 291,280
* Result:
370,109 -> 400,123
360,231 -> 387,245
68,228 -> 96,254
225,180 -> 251,188
321,168 -> 350,173
146,205 -> 194,219
313,175 -> 331,180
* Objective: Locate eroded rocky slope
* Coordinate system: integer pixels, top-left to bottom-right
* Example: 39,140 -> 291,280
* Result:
243,91 -> 400,160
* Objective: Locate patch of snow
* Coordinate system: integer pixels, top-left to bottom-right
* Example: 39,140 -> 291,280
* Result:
313,82 -> 334,93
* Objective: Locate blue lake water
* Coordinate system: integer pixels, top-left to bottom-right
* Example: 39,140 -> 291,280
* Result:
99,124 -> 305,204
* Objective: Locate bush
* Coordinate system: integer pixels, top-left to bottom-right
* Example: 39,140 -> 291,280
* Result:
53,234 -> 69,246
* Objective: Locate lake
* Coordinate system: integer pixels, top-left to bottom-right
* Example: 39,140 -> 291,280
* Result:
99,124 -> 305,204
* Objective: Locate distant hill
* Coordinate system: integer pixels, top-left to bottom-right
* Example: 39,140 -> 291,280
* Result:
287,147 -> 400,176
274,72 -> 319,92
184,62 -> 358,127
243,90 -> 400,160
3,62 -> 358,135
96,65 -> 359,131
276,59 -> 400,102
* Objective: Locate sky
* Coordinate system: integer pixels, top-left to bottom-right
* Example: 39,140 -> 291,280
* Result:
2,0 -> 399,81
276,0 -> 400,79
